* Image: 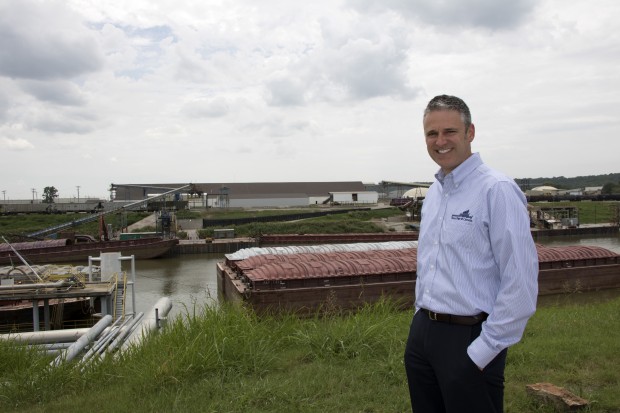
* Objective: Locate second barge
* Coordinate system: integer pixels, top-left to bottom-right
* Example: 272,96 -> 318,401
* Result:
217,242 -> 620,315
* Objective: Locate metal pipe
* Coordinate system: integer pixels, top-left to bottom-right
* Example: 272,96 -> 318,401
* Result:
80,326 -> 120,365
130,255 -> 136,316
30,342 -> 74,350
1,328 -> 90,344
122,297 -> 172,350
80,316 -> 128,364
108,312 -> 144,353
81,315 -> 142,367
32,299 -> 39,332
50,315 -> 113,367
0,280 -> 70,291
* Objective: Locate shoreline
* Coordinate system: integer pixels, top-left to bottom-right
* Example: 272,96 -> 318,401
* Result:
171,225 -> 619,255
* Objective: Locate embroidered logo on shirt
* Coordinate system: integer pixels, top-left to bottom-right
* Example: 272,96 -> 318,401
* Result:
451,209 -> 473,222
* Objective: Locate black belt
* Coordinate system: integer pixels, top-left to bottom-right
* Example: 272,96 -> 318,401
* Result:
420,308 -> 488,326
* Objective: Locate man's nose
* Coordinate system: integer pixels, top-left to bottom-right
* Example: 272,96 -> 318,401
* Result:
435,133 -> 447,145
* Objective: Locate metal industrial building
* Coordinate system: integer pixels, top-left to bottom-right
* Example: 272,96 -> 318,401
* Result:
109,182 -> 376,208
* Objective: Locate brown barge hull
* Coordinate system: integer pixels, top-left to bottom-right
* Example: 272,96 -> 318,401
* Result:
217,262 -> 414,314
537,264 -> 620,295
217,262 -> 620,315
0,238 -> 178,265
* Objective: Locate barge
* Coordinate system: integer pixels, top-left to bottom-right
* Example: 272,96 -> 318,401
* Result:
0,236 -> 178,265
217,242 -> 620,315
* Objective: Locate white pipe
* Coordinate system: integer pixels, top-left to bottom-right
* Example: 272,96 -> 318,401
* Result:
0,328 -> 90,344
81,316 -> 124,362
80,326 -> 120,365
0,280 -> 69,291
130,256 -> 136,316
122,297 -> 172,350
50,315 -> 113,367
31,342 -> 74,350
108,312 -> 144,353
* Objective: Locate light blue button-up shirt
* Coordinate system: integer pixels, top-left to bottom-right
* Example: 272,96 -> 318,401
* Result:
416,153 -> 538,368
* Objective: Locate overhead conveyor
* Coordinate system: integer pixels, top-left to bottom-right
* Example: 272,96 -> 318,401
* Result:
26,184 -> 191,239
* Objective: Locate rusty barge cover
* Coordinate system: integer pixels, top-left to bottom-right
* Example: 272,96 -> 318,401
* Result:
218,243 -> 620,315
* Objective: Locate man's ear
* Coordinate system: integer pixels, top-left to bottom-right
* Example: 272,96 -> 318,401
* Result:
467,123 -> 475,143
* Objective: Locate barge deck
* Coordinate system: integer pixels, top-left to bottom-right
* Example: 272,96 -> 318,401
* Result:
217,243 -> 620,315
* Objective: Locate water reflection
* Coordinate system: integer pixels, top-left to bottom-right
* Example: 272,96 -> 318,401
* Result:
126,254 -> 222,320
536,233 -> 620,253
129,233 -> 620,320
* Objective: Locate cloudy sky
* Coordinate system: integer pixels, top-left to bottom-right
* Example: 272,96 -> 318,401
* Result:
1,0 -> 618,200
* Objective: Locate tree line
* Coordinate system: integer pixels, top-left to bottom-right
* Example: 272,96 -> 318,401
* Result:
515,173 -> 620,193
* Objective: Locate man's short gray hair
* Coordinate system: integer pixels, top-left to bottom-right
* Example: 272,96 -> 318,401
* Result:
423,95 -> 472,130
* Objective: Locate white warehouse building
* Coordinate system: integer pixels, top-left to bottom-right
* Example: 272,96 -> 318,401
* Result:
330,191 -> 378,205
110,181 -> 378,209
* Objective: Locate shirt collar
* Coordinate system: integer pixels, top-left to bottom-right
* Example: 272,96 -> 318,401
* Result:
435,153 -> 482,185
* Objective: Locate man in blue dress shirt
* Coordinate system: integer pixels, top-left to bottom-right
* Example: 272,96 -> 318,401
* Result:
404,95 -> 538,412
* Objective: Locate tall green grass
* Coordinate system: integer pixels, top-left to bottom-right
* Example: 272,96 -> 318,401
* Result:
0,212 -> 151,241
199,209 -> 402,238
1,296 -> 619,412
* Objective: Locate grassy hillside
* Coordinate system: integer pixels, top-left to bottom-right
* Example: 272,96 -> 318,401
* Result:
1,297 -> 619,412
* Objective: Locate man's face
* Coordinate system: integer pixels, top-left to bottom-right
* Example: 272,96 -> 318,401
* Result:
423,109 -> 474,175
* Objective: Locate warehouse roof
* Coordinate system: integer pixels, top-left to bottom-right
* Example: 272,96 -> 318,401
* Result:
111,182 -> 366,198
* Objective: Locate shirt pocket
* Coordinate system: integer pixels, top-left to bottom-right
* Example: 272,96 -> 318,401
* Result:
442,210 -> 478,249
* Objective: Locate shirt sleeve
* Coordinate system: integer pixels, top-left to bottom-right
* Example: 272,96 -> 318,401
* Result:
467,181 -> 539,368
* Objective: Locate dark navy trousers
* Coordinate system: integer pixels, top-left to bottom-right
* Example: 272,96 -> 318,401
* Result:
404,310 -> 507,413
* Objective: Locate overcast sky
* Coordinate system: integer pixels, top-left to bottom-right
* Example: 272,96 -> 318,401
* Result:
1,0 -> 618,200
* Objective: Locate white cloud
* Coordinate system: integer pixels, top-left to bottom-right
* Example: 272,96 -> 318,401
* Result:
18,80 -> 87,106
0,0 -> 103,80
348,0 -> 537,30
182,97 -> 230,118
1,137 -> 34,150
0,0 -> 618,199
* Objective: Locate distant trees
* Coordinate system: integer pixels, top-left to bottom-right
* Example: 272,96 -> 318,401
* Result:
526,173 -> 620,190
43,186 -> 59,204
601,182 -> 620,194
542,181 -> 566,189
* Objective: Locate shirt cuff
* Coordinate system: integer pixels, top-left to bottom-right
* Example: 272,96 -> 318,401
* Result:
467,336 -> 499,369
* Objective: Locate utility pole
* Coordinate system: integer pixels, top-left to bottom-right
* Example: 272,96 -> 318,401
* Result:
31,188 -> 36,201
76,185 -> 81,202
2,190 -> 5,201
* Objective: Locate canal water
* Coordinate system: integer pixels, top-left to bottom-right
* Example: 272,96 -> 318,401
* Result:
129,234 -> 620,321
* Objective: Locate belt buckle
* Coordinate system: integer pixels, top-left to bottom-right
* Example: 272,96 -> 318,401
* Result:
428,310 -> 437,321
